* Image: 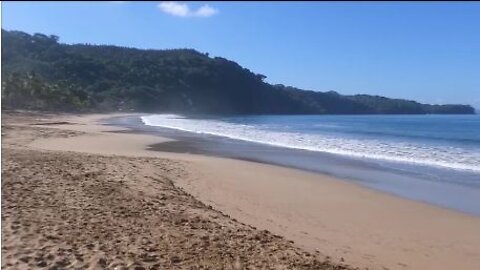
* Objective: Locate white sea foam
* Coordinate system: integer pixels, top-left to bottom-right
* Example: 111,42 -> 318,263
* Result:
141,114 -> 480,173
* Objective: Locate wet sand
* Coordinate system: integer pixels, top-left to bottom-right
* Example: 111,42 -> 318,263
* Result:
3,111 -> 480,270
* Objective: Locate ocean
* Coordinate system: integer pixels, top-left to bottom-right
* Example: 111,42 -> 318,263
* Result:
122,114 -> 480,215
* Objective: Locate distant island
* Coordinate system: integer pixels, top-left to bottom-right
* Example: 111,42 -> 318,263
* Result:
1,29 -> 475,114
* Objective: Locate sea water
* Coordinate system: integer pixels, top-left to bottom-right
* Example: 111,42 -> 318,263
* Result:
139,114 -> 480,215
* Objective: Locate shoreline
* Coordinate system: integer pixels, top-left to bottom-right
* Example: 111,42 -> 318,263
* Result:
107,114 -> 480,217
8,111 -> 480,270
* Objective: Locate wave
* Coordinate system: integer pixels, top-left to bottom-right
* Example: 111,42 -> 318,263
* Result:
141,114 -> 480,173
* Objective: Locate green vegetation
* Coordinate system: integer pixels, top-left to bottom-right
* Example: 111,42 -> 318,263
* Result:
2,30 -> 475,114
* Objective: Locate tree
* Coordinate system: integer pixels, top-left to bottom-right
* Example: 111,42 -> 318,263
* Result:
1,29 -> 475,115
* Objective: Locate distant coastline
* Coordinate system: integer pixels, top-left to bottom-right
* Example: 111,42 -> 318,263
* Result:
2,29 -> 475,115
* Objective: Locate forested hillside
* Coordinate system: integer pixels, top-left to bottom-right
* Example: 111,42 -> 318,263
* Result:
2,30 -> 475,114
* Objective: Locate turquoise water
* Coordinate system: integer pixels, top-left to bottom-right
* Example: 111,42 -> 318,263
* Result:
139,114 -> 480,214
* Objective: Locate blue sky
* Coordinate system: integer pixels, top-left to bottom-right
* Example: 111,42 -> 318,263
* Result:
2,1 -> 480,108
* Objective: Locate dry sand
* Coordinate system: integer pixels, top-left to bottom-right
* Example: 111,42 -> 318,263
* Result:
1,111 -> 348,270
2,110 -> 480,270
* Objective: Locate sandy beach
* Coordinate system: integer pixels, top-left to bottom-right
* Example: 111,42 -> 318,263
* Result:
2,111 -> 480,270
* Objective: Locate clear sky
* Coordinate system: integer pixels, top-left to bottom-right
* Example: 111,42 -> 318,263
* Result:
2,1 -> 480,108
